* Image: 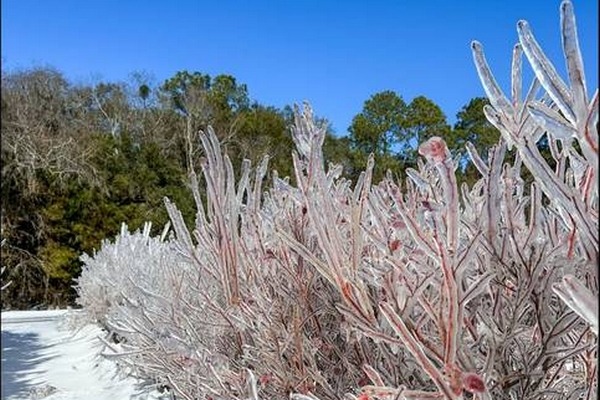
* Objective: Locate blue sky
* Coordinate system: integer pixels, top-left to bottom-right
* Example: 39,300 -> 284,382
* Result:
2,0 -> 598,136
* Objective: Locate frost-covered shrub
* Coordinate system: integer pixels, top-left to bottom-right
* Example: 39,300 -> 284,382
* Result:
76,1 -> 597,399
77,221 -> 236,395
76,223 -> 177,325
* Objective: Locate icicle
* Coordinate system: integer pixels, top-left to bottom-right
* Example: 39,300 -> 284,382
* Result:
405,168 -> 430,191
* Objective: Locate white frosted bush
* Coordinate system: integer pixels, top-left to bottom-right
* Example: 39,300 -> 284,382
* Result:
77,221 -> 234,395
76,1 -> 597,399
76,223 -> 175,324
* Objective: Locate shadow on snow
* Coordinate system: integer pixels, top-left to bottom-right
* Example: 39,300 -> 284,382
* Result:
1,329 -> 56,399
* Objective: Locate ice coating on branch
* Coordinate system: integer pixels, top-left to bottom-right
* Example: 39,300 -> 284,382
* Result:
511,44 -> 523,109
560,0 -> 588,116
418,136 -> 449,164
290,102 -> 326,161
471,41 -> 513,117
553,274 -> 599,335
472,0 -> 598,252
517,19 -> 576,124
527,101 -> 578,140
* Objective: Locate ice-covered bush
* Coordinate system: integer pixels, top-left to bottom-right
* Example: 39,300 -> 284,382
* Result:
471,1 -> 598,338
76,223 -> 178,325
76,1 -> 597,399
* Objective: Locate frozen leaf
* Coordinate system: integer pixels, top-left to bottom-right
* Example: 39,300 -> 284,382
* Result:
483,105 -> 515,147
465,142 -> 489,176
511,44 -> 523,108
471,41 -> 513,116
405,168 -> 430,191
362,364 -> 385,386
552,274 -> 598,335
527,101 -> 578,141
583,89 -> 599,164
290,395 -> 319,400
517,19 -> 575,124
560,0 -> 588,116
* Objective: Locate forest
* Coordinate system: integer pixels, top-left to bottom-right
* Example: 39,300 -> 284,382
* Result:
0,67 -> 498,309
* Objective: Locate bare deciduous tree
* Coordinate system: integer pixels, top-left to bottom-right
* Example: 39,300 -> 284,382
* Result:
1,67 -> 99,191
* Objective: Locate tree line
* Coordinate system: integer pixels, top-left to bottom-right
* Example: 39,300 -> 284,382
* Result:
0,66 -> 499,309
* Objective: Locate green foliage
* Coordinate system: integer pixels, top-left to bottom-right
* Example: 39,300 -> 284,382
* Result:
38,241 -> 78,280
161,71 -> 211,115
90,133 -> 196,231
348,91 -> 452,181
450,97 -> 556,187
453,97 -> 499,158
160,70 -> 249,136
322,134 -> 361,179
452,97 -> 500,185
233,104 -> 295,179
349,90 -> 406,156
403,96 -> 452,163
138,84 -> 150,102
348,91 -> 405,181
1,127 -> 195,308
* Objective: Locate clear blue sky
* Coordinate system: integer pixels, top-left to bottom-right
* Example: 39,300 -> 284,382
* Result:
2,0 -> 597,136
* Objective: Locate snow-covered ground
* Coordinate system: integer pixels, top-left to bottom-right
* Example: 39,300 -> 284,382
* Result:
1,310 -> 164,400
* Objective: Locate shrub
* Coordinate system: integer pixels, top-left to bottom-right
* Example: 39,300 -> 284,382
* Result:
76,1 -> 597,399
